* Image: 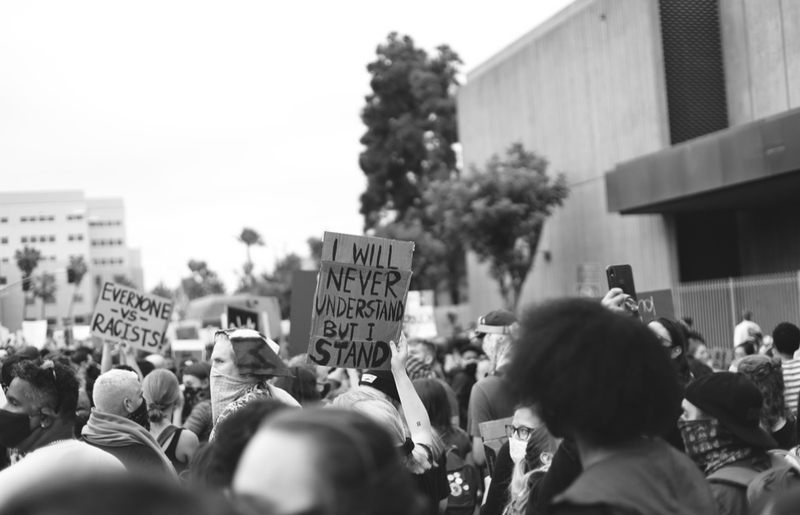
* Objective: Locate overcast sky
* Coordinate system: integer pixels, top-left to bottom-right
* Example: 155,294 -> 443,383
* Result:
0,0 -> 573,291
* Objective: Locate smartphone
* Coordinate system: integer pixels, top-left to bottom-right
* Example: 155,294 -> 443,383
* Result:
606,264 -> 640,317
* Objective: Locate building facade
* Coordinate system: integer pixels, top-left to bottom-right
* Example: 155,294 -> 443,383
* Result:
0,191 -> 143,331
458,0 -> 800,321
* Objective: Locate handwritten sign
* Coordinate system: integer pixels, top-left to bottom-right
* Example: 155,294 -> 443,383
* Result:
403,290 -> 438,339
90,282 -> 173,353
307,232 -> 414,369
637,289 -> 675,324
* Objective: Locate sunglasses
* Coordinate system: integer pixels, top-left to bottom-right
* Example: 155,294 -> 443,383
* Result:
505,424 -> 535,441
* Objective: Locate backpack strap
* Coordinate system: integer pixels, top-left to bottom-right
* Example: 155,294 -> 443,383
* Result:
156,425 -> 180,447
707,466 -> 761,488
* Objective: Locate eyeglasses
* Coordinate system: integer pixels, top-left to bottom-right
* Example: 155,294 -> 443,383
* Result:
505,424 -> 535,441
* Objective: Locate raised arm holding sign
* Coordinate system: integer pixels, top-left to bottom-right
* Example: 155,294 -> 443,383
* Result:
307,232 -> 414,370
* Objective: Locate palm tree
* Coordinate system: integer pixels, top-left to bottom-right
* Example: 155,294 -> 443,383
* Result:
238,228 -> 264,268
67,255 -> 88,318
33,272 -> 57,320
14,246 -> 42,320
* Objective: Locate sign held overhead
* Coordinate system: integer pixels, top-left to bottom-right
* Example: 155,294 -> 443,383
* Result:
308,232 -> 414,369
90,282 -> 174,354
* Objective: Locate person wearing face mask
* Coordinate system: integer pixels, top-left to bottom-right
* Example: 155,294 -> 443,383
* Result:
0,360 -> 124,505
180,362 -> 213,443
81,369 -> 177,479
468,310 -> 519,469
208,329 -> 299,441
482,406 -> 558,515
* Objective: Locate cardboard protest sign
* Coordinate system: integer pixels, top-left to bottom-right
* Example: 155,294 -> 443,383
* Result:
308,232 -> 414,369
636,289 -> 675,324
289,271 -> 318,357
403,290 -> 438,339
90,282 -> 173,353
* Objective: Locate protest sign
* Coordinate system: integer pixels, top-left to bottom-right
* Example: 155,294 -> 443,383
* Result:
289,270 -> 318,357
90,282 -> 173,353
308,232 -> 414,369
636,289 -> 675,324
404,290 -> 438,339
226,305 -> 260,331
22,320 -> 48,350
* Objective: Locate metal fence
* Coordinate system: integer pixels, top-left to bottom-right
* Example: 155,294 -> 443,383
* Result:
675,271 -> 800,349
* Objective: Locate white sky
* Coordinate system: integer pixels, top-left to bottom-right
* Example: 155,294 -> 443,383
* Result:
0,0 -> 573,291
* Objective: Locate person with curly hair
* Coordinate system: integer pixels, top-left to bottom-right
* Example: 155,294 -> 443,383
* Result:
737,355 -> 798,450
0,360 -> 123,504
507,298 -> 715,515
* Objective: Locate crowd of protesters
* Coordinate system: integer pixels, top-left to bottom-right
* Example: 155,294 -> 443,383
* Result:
3,291 -> 800,514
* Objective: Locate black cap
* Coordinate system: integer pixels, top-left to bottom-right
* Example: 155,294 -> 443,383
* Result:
476,309 -> 517,335
359,370 -> 400,404
685,372 -> 777,449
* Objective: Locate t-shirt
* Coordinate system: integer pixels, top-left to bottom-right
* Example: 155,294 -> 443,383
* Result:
782,359 -> 800,415
0,440 -> 125,506
467,371 -> 517,438
411,452 -> 449,515
183,399 -> 213,443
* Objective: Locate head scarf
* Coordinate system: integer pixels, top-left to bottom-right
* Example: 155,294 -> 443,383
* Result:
678,418 -> 754,474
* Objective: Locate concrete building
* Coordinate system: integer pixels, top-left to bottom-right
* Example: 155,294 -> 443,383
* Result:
458,0 -> 800,321
0,191 -> 143,331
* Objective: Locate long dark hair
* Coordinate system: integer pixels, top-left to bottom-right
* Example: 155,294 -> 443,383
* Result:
412,378 -> 452,435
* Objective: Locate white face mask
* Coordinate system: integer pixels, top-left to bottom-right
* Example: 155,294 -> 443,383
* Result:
509,437 -> 527,465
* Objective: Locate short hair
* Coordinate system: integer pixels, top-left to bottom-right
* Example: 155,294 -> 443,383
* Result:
773,323 -> 800,356
142,369 -> 181,423
738,356 -> 787,431
93,369 -> 141,415
736,340 -> 758,357
12,360 -> 79,422
181,362 -> 211,382
249,408 -> 429,515
507,298 -> 682,447
412,378 -> 451,434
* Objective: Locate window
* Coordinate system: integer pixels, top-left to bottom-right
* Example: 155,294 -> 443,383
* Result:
75,316 -> 86,324
46,318 -> 56,325
49,256 -> 56,261
25,297 -> 35,305
21,237 -> 27,243
40,235 -> 46,243
73,293 -> 83,303
48,215 -> 54,221
45,296 -> 56,304
0,217 -> 6,223
39,216 -> 46,221
49,236 -> 55,242
1,237 -> 7,244
0,277 -> 6,285
20,217 -> 27,222
77,235 -> 83,241
1,257 -> 7,263
30,236 -> 37,243
68,235 -> 74,242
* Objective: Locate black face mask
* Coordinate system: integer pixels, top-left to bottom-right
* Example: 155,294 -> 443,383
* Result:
0,409 -> 36,448
127,400 -> 150,431
183,386 -> 202,406
464,362 -> 478,377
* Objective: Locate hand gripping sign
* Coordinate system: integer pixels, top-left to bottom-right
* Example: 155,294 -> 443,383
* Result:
307,232 -> 414,370
90,282 -> 174,354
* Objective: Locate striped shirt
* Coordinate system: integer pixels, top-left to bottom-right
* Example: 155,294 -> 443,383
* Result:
782,359 -> 800,415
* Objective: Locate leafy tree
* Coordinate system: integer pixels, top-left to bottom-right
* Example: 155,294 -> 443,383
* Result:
460,143 -> 569,310
67,255 -> 88,318
307,237 -> 323,269
359,32 -> 462,229
238,228 -> 264,267
32,272 -> 57,320
113,275 -> 138,289
151,282 -> 174,300
180,260 -> 226,300
14,246 -> 42,320
237,253 -> 302,319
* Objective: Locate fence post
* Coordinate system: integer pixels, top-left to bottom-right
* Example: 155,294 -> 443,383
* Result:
728,277 -> 737,344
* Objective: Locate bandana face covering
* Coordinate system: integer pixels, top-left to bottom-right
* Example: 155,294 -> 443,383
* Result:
127,399 -> 151,431
678,418 -> 754,474
210,370 -> 259,423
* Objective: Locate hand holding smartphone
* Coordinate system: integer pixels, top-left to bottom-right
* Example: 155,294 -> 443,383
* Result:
605,265 -> 640,318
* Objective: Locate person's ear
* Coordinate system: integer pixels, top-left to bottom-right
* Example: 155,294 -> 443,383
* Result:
423,355 -> 434,366
671,347 -> 682,359
201,378 -> 209,389
123,398 -> 137,414
38,406 -> 57,429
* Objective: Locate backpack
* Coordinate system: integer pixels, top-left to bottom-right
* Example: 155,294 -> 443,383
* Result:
444,446 -> 480,515
707,450 -> 800,507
